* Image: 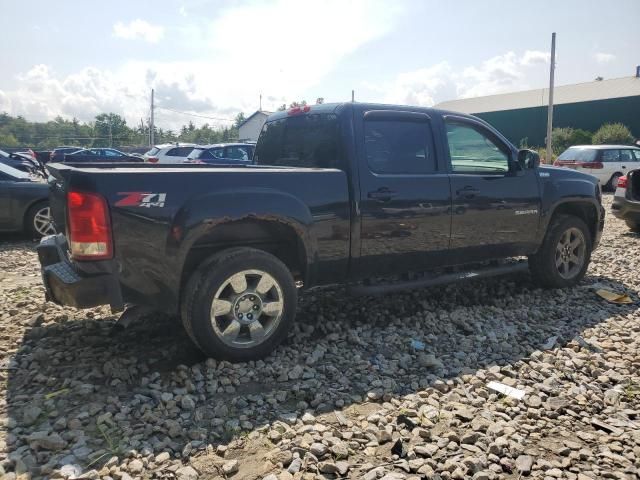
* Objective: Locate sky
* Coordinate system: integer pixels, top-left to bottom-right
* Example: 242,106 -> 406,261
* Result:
0,0 -> 638,130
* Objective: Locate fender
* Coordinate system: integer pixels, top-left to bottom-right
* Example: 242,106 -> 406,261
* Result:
170,187 -> 316,287
537,167 -> 603,246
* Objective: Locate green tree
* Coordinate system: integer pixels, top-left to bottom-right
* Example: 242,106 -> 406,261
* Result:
0,132 -> 19,147
234,112 -> 246,129
93,113 -> 132,147
592,123 -> 634,145
550,127 -> 592,155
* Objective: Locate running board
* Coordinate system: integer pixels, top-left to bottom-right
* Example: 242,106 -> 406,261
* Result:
349,261 -> 529,296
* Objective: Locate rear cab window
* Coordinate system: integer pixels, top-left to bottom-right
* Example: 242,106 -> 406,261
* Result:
254,113 -> 340,169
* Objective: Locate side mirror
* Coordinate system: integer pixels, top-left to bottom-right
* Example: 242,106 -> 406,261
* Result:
517,149 -> 540,169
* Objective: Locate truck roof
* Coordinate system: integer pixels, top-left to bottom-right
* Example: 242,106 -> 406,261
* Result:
265,102 -> 480,123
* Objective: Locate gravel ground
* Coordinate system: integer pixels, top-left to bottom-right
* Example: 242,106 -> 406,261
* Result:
0,194 -> 638,480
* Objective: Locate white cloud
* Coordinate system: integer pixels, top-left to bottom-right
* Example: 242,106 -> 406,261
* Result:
113,19 -> 164,43
2,1 -> 401,129
379,50 -> 551,107
520,50 -> 550,66
595,52 -> 615,64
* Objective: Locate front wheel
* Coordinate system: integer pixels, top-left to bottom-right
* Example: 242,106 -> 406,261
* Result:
181,248 -> 297,361
529,214 -> 592,288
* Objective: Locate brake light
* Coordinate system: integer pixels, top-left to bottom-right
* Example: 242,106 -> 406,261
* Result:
618,175 -> 627,189
579,162 -> 603,169
67,191 -> 113,260
147,156 -> 159,163
287,105 -> 311,116
553,160 -> 560,166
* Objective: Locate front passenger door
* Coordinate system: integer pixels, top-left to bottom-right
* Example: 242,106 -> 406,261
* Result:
445,117 -> 541,262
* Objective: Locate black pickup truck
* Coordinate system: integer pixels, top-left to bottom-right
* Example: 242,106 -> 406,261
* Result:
37,103 -> 604,360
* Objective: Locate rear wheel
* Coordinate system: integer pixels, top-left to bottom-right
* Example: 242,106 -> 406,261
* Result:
529,214 -> 592,288
625,219 -> 640,232
181,248 -> 297,361
606,172 -> 623,191
26,201 -> 55,237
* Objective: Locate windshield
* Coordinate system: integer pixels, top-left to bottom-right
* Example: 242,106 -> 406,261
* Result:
145,147 -> 160,156
0,161 -> 31,179
254,113 -> 340,169
558,148 -> 597,162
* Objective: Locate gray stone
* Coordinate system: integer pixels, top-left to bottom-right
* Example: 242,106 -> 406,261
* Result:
27,431 -> 66,451
515,455 -> 533,475
222,460 -> 239,476
176,465 -> 198,480
310,442 -> 328,457
22,405 -> 42,426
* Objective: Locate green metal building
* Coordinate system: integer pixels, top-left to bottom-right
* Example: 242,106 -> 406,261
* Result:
436,76 -> 640,147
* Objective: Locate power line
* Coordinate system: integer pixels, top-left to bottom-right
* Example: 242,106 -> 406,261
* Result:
155,106 -> 234,122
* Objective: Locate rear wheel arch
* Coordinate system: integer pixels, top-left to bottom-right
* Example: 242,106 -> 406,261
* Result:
179,219 -> 309,296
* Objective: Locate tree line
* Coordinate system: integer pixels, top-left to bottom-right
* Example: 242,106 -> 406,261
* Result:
0,112 -> 247,149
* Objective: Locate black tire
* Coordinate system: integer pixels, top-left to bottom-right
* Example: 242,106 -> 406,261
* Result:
529,214 -> 592,288
25,201 -> 54,238
181,247 -> 297,361
606,172 -> 623,191
625,219 -> 640,233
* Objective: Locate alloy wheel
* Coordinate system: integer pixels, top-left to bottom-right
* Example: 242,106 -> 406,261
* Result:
210,269 -> 284,349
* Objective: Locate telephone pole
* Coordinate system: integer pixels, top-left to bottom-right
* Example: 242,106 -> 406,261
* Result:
108,118 -> 112,147
545,33 -> 556,164
150,88 -> 155,147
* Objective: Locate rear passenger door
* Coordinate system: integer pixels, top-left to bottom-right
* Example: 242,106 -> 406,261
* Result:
355,109 -> 452,277
444,116 -> 540,261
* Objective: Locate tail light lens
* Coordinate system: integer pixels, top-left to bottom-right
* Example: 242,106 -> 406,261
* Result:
553,160 -> 560,166
147,156 -> 159,163
618,175 -> 627,189
67,191 -> 113,260
579,162 -> 603,169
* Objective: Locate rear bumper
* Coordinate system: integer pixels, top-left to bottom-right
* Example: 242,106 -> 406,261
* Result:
37,234 -> 124,311
611,191 -> 640,223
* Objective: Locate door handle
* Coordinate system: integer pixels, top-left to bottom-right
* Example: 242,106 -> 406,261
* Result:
456,185 -> 480,198
368,188 -> 397,202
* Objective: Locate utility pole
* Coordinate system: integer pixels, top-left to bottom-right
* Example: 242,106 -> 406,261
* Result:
351,90 -> 355,102
545,32 -> 556,164
150,88 -> 155,147
108,117 -> 113,148
259,93 -> 262,111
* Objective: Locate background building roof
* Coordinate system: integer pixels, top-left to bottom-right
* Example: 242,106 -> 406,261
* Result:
436,76 -> 640,114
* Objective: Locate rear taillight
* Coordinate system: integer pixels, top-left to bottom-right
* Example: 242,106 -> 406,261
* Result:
67,191 -> 113,260
147,156 -> 159,163
553,160 -> 560,166
579,162 -> 603,169
618,176 -> 627,189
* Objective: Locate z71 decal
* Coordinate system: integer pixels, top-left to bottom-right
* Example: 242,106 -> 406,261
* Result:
115,192 -> 167,208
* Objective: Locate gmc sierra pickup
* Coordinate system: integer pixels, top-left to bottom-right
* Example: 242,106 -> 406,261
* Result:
37,103 -> 604,361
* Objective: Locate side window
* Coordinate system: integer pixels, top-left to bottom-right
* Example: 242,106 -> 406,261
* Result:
445,121 -> 510,174
364,119 -> 435,174
620,150 -> 634,162
225,146 -> 250,160
602,150 -> 619,162
104,149 -> 122,157
168,147 -> 194,157
633,150 -> 640,161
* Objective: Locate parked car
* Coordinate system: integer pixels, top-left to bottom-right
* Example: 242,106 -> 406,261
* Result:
143,144 -> 196,163
0,149 -> 43,175
554,145 -> 640,190
185,143 -> 255,165
63,148 -> 143,163
611,169 -> 640,232
0,162 -> 54,237
50,146 -> 83,163
37,102 -> 603,361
